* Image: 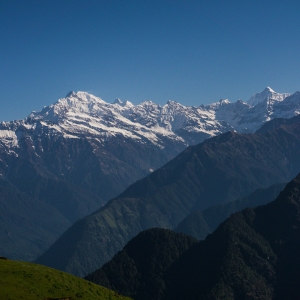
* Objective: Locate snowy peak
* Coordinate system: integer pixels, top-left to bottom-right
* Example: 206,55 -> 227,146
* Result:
264,86 -> 275,93
2,87 -> 300,157
64,91 -> 105,103
218,99 -> 231,106
29,91 -> 107,123
113,98 -> 123,105
113,98 -> 133,107
247,87 -> 289,107
25,88 -> 300,139
65,91 -> 75,97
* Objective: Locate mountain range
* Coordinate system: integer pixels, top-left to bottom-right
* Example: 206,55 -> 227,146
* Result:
85,173 -> 300,300
1,86 -> 300,262
36,114 -> 300,276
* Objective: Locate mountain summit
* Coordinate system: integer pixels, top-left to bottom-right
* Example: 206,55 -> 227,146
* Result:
247,86 -> 289,106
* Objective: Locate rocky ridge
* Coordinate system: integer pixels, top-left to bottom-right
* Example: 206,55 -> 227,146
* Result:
1,87 -> 299,159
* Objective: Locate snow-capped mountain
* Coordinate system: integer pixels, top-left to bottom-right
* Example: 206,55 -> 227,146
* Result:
247,86 -> 290,106
0,87 -> 299,160
1,86 -> 299,262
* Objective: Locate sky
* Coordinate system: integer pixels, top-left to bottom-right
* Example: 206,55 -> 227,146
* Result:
1,0 -> 300,121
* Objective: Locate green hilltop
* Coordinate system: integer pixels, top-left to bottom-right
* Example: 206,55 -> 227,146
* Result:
0,258 -> 131,300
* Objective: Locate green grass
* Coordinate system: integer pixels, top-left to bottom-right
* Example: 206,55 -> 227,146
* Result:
0,259 -> 131,300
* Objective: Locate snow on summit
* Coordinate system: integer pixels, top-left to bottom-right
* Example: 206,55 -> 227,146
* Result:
247,87 -> 290,107
1,87 -> 300,154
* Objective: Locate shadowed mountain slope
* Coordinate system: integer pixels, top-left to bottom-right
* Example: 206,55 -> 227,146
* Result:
0,131 -> 178,261
255,114 -> 300,134
85,228 -> 197,300
164,173 -> 300,300
36,120 -> 300,276
175,182 -> 286,240
0,178 -> 71,261
87,174 -> 300,300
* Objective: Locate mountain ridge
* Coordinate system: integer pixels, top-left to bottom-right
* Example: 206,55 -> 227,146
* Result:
35,116 -> 300,276
174,182 -> 286,240
1,87 -> 298,154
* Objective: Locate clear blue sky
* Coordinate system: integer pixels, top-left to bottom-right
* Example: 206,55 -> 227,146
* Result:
1,0 -> 300,121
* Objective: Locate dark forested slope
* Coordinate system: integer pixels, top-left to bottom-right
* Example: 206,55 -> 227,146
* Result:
88,174 -> 300,300
85,228 -> 197,300
0,177 -> 71,261
165,173 -> 300,300
175,182 -> 285,240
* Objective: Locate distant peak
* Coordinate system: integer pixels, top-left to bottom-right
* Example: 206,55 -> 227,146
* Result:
113,98 -> 133,107
247,87 -> 281,107
113,98 -> 123,105
263,86 -> 275,93
65,91 -> 94,98
141,100 -> 155,105
219,99 -> 230,104
166,100 -> 179,105
123,100 -> 133,107
66,91 -> 75,98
